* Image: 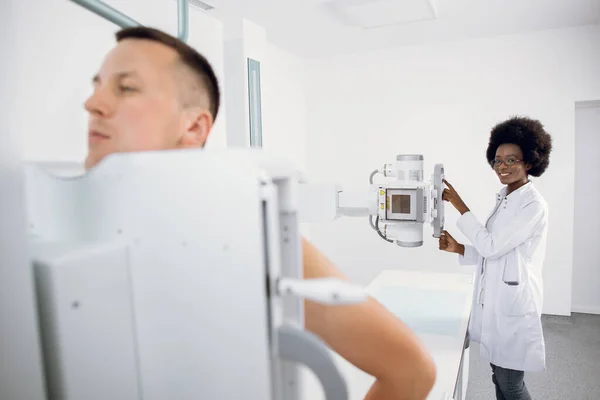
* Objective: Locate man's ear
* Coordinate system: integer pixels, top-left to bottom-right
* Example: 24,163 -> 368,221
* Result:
178,109 -> 213,148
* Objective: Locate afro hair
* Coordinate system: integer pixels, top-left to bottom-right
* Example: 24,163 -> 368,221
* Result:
486,116 -> 553,177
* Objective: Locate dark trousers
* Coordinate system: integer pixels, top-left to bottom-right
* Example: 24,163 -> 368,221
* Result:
491,363 -> 532,400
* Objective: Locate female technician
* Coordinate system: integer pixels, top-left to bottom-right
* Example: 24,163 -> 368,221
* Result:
439,116 -> 552,400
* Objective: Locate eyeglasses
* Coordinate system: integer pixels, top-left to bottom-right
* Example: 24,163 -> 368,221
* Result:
490,158 -> 522,168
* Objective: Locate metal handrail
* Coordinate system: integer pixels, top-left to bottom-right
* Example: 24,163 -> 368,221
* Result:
68,0 -> 189,42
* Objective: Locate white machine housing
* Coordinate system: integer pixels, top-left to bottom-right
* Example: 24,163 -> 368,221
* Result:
372,154 -> 445,247
24,149 -> 367,400
300,154 -> 445,248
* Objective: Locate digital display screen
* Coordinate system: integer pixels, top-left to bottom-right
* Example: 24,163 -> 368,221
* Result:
392,194 -> 411,214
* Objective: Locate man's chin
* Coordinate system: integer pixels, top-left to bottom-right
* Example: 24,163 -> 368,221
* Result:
84,154 -> 104,170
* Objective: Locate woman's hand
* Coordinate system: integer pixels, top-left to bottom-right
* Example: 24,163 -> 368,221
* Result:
439,230 -> 465,255
442,179 -> 470,215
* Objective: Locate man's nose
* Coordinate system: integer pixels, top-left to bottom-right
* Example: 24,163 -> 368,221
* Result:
84,88 -> 111,117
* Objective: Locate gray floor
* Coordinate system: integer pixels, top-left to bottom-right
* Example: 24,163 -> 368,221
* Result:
466,313 -> 600,400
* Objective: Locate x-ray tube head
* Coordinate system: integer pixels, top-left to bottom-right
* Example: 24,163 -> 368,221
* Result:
392,154 -> 424,181
298,153 -> 445,248
371,154 -> 445,247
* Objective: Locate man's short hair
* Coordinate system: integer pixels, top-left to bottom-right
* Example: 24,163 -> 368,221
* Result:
115,26 -> 220,121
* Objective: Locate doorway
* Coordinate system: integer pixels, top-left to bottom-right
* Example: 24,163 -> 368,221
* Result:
572,101 -> 600,314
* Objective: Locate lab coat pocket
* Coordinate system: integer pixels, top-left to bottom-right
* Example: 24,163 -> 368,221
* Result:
497,280 -> 534,317
498,250 -> 533,316
502,249 -> 521,285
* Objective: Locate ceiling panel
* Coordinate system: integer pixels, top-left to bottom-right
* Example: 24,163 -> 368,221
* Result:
203,0 -> 600,58
322,0 -> 436,29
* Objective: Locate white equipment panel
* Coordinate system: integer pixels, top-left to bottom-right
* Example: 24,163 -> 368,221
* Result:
25,149 -> 364,400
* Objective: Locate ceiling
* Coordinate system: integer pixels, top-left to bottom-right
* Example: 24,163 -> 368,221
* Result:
202,0 -> 600,58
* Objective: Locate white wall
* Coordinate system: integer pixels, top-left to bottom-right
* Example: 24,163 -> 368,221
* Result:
15,0 -> 227,165
573,102 -> 600,314
262,43 -> 309,173
305,25 -> 600,316
262,43 -> 310,236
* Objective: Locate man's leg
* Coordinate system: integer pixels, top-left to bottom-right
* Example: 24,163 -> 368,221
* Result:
490,363 -> 532,400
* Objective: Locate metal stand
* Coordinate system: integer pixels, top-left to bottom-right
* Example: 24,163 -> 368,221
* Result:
68,0 -> 189,42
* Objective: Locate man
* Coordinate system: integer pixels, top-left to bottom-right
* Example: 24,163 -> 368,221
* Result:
85,26 -> 436,399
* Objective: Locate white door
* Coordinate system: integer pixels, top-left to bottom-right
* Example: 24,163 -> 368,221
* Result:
572,101 -> 600,314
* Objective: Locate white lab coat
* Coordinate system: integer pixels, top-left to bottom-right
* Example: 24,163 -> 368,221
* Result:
457,181 -> 548,372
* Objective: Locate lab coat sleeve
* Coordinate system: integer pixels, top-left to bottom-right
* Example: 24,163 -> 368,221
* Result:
456,201 -> 545,260
458,244 -> 479,266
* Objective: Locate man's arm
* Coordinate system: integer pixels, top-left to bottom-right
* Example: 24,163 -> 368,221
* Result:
301,238 -> 436,400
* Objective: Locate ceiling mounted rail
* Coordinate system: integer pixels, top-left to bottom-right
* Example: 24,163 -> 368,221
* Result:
68,0 -> 189,42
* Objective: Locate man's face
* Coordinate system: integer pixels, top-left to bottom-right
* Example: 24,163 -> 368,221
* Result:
84,39 -> 211,169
